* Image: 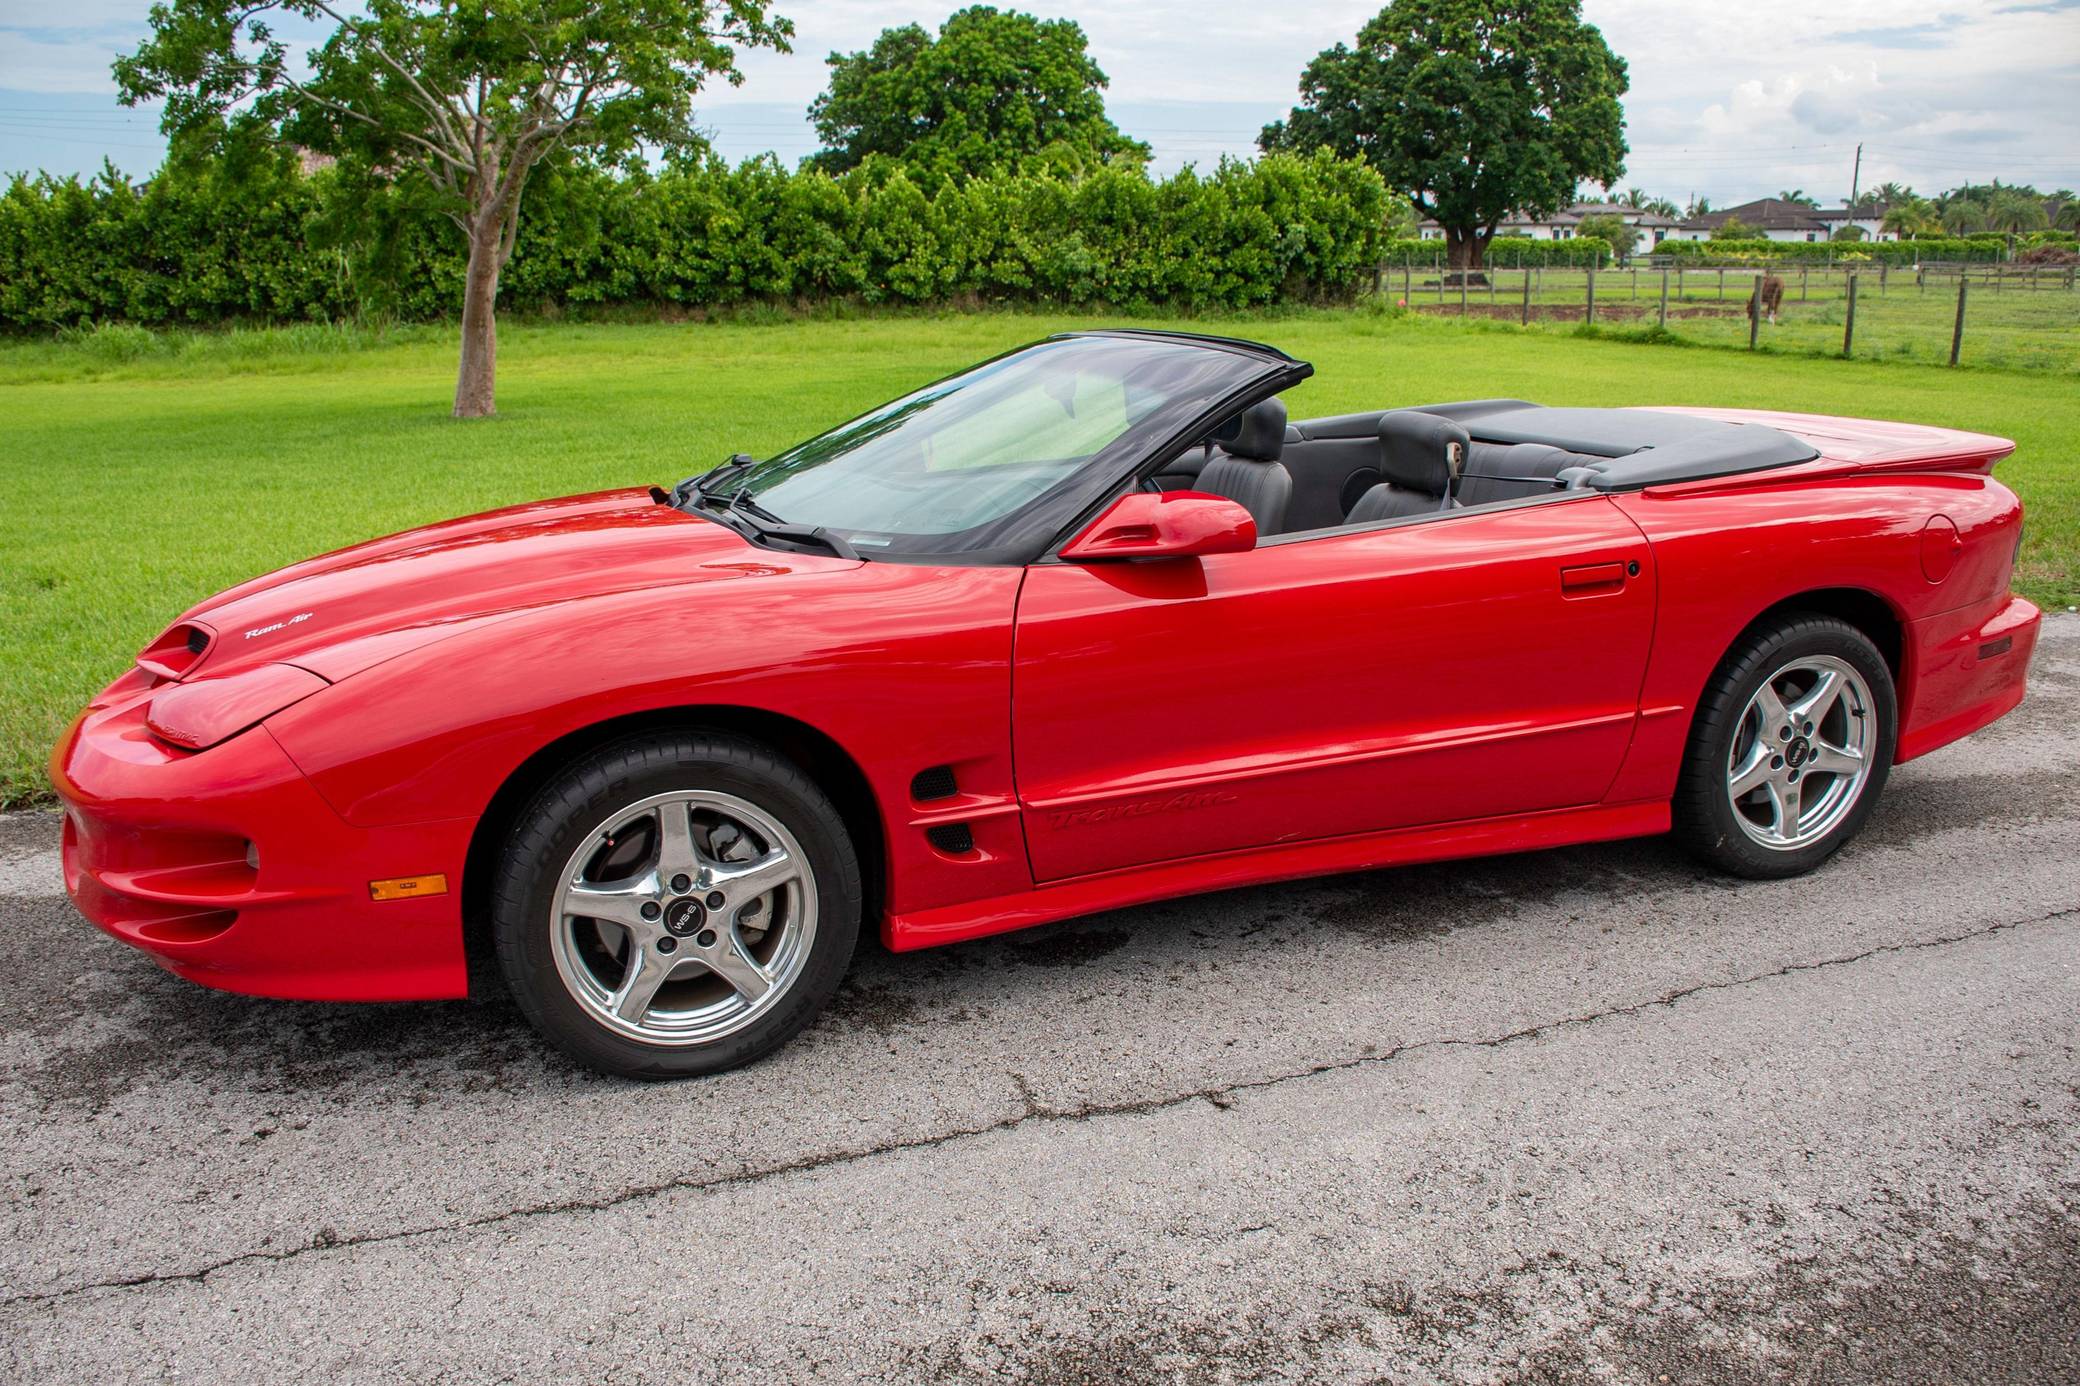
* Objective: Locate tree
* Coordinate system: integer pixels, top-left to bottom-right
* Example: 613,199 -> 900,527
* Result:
1831,223 -> 1865,242
116,1 -> 789,418
1711,215 -> 1753,241
1777,189 -> 1817,207
1686,194 -> 1712,218
806,7 -> 1146,179
1258,0 -> 1627,272
1881,198 -> 1933,239
1576,211 -> 1637,260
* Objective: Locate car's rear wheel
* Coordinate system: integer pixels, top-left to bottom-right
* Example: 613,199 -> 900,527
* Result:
1673,613 -> 1896,879
492,732 -> 860,1078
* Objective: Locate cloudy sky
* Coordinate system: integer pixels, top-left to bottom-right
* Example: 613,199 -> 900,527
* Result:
2,0 -> 2076,206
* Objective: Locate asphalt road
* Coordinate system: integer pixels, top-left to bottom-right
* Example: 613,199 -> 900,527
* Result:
4,618 -> 2077,1384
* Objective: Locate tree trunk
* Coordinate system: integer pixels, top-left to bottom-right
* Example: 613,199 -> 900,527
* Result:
453,224 -> 502,419
1443,226 -> 1493,273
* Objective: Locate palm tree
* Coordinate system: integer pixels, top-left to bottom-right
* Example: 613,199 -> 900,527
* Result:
1686,194 -> 1712,218
1985,189 -> 2049,234
1777,189 -> 1818,207
1881,199 -> 1933,240
1942,200 -> 1990,236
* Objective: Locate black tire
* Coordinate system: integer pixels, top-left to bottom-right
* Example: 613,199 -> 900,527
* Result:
492,731 -> 861,1079
1672,613 -> 1897,879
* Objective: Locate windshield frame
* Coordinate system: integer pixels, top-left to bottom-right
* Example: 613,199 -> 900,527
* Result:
694,332 -> 1307,567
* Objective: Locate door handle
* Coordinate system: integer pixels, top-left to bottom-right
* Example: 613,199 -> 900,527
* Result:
1560,561 -> 1629,595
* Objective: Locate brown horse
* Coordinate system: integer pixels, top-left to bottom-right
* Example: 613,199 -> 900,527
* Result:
1748,274 -> 1786,325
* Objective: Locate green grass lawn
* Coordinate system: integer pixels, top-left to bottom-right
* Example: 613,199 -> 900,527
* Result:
1398,266 -> 2080,373
3,309 -> 2076,806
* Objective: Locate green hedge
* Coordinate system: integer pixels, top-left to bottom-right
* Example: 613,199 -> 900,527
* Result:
1373,235 -> 1614,268
1647,237 -> 2007,264
0,150 -> 1392,330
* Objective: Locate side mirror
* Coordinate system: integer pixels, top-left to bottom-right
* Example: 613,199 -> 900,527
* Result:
1060,490 -> 1257,562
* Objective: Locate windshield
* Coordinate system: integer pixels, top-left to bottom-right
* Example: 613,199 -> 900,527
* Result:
723,335 -> 1271,558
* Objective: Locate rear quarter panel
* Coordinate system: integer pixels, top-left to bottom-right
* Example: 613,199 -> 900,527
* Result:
1607,471 -> 2024,802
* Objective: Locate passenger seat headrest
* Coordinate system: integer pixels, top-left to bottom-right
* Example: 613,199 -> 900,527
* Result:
1213,397 -> 1288,462
1378,411 -> 1470,496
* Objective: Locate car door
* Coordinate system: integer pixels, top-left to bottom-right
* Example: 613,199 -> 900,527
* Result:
1011,494 -> 1657,881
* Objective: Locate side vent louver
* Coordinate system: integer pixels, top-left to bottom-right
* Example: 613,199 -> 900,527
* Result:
925,823 -> 974,856
911,764 -> 959,802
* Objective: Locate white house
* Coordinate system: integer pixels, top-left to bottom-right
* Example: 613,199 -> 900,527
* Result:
1416,201 -> 1680,244
1670,198 -> 1897,243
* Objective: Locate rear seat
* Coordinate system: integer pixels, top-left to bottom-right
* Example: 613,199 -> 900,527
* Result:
1456,441 -> 1604,506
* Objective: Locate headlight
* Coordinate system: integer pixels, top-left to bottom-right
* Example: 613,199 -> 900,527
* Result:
146,663 -> 330,750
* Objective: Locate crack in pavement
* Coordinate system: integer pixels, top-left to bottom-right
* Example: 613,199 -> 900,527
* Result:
7,902 -> 2074,1312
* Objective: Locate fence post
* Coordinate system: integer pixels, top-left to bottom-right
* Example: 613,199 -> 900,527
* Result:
1586,263 -> 1597,323
1717,268 -> 1725,300
1521,269 -> 1531,326
1749,275 -> 1761,349
1658,268 -> 1669,327
1800,264 -> 1808,301
1879,262 -> 1887,296
1372,262 -> 1384,296
1459,266 -> 1468,316
1677,265 -> 1684,300
1950,276 -> 1967,367
1841,273 -> 1858,358
1403,262 -> 1411,303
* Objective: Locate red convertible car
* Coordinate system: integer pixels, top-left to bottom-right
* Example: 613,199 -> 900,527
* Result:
54,331 -> 2039,1077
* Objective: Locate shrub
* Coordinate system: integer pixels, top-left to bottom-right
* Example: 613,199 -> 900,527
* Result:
1649,238 -> 2006,265
0,150 -> 1392,330
1369,235 -> 1613,268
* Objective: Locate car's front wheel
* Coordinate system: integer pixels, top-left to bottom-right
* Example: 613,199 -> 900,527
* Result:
1673,613 -> 1896,879
492,732 -> 861,1078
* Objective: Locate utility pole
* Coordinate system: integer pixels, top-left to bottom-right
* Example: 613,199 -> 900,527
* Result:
1849,143 -> 1862,210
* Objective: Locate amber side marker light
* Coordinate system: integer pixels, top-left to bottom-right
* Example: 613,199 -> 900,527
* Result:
369,875 -> 448,902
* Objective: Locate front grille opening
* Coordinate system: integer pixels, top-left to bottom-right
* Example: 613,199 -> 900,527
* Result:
925,823 -> 974,856
910,764 -> 959,802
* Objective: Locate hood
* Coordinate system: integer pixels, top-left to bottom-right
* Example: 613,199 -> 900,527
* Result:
152,488 -> 857,684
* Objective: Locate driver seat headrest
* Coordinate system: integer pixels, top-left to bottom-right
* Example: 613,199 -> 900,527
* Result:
1378,411 -> 1469,496
1212,397 -> 1287,462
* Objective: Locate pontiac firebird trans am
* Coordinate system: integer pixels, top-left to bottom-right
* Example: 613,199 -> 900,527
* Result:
53,331 -> 2041,1077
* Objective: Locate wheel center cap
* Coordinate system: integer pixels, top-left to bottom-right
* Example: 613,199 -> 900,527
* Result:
1786,737 -> 1813,769
663,898 -> 706,937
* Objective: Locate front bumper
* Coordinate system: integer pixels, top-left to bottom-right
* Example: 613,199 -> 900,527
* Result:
1896,594 -> 2042,763
49,678 -> 472,1002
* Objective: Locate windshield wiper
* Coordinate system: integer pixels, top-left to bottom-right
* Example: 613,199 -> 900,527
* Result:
670,453 -> 756,507
684,489 -> 858,561
726,488 -> 786,526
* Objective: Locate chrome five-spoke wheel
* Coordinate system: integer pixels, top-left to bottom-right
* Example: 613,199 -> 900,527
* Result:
550,790 -> 818,1045
1675,613 -> 1896,880
496,733 -> 860,1078
1724,655 -> 1876,851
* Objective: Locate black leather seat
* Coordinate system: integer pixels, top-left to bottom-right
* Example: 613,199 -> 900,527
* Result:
1457,441 -> 1580,506
1195,398 -> 1292,534
1345,412 -> 1468,523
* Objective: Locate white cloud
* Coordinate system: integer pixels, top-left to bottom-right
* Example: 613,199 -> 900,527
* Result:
2,0 -> 2075,194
